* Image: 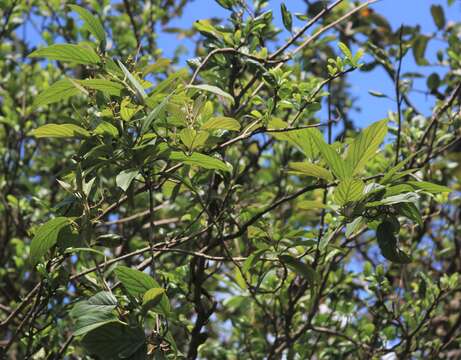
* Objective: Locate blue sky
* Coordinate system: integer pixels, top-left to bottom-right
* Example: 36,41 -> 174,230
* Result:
154,0 -> 453,128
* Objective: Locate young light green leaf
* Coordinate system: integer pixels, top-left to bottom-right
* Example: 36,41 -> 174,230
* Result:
279,255 -> 320,284
408,181 -> 451,194
114,266 -> 159,298
345,119 -> 388,175
338,42 -> 352,61
69,5 -> 106,44
288,162 -> 334,181
116,170 -> 139,191
28,124 -> 90,138
78,79 -> 123,96
188,84 -> 234,104
202,116 -> 240,131
333,178 -> 365,205
170,151 -> 232,173
376,221 -> 411,264
29,44 -> 100,65
280,3 -> 293,32
30,217 -> 72,264
33,79 -> 81,107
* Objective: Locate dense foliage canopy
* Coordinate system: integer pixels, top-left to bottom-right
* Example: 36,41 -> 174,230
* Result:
1,0 -> 460,359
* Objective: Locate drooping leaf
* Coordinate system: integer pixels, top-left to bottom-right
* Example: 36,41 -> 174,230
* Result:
81,323 -> 147,360
188,84 -> 234,104
30,217 -> 72,264
288,162 -> 333,181
29,124 -> 90,138
114,266 -> 159,298
116,170 -> 139,191
345,119 -> 388,175
333,178 -> 365,205
69,5 -> 106,44
78,79 -> 123,96
280,3 -> 293,32
170,151 -> 232,173
70,291 -> 119,336
202,116 -> 240,131
278,255 -> 320,284
29,44 -> 100,65
33,79 -> 81,107
376,221 -> 411,263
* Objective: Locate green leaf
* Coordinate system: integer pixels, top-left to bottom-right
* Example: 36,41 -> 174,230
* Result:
78,79 -> 123,96
142,287 -> 165,309
368,90 -> 386,98
333,178 -> 364,205
413,35 -> 429,66
116,170 -> 139,192
69,5 -> 106,44
297,200 -> 328,210
345,119 -> 388,175
202,116 -> 241,131
29,44 -> 100,65
120,98 -> 141,121
430,5 -> 446,30
288,162 -> 333,181
367,192 -> 419,207
141,94 -> 171,135
114,266 -> 159,298
408,181 -> 451,194
33,79 -> 80,107
170,151 -> 232,173
94,121 -> 119,137
70,291 -> 118,336
117,60 -> 147,101
278,255 -> 320,284
188,84 -> 234,104
376,221 -> 411,264
30,217 -> 72,264
81,323 -> 147,359
309,131 -> 351,179
28,124 -> 90,138
396,202 -> 423,227
179,128 -> 209,151
338,42 -> 352,61
280,3 -> 293,32
268,118 -> 320,159
427,73 -> 441,92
